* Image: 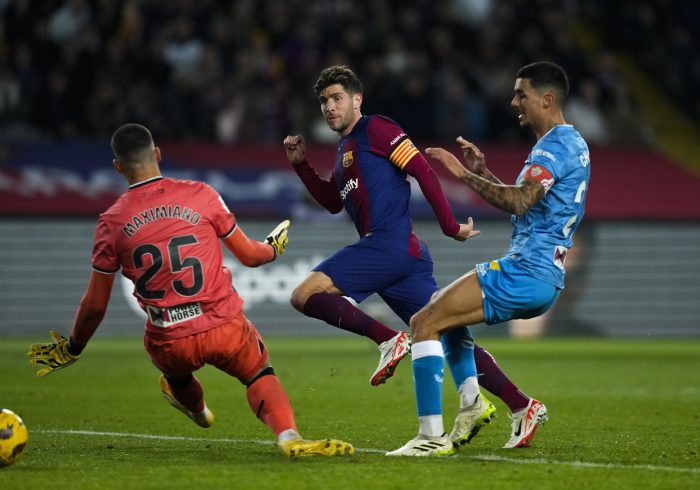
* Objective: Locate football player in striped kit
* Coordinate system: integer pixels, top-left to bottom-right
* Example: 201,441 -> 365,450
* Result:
285,66 -> 544,453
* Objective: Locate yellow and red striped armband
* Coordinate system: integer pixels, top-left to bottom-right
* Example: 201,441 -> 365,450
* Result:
389,138 -> 419,169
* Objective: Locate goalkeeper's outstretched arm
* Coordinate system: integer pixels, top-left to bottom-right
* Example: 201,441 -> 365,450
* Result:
28,270 -> 114,377
70,270 -> 115,348
222,219 -> 290,267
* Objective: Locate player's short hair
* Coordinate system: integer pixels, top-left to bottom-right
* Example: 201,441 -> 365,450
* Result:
516,61 -> 569,104
314,65 -> 363,97
111,123 -> 155,165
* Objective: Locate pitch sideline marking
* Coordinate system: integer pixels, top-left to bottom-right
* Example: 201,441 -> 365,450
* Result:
39,429 -> 699,474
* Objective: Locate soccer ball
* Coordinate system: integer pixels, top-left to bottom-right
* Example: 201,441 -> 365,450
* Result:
0,409 -> 29,467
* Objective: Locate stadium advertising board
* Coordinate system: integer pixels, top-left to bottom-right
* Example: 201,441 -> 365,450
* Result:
1,142 -> 699,219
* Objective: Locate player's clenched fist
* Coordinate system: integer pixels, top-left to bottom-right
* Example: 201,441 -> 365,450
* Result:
283,135 -> 306,165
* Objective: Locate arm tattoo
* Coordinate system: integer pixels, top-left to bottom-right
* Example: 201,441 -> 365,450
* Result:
462,173 -> 545,215
475,167 -> 504,185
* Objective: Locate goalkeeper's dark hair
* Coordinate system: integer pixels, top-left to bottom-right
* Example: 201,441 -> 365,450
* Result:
517,61 -> 569,104
111,123 -> 155,165
314,65 -> 363,96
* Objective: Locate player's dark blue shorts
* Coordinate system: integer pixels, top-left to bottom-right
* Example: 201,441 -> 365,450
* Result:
476,256 -> 561,325
313,234 -> 438,324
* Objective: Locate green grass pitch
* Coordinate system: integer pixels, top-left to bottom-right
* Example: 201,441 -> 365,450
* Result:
2,336 -> 699,489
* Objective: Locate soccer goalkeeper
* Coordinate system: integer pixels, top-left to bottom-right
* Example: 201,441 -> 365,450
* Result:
28,123 -> 353,458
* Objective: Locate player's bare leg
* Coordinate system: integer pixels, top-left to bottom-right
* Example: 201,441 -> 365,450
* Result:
389,271 -> 489,455
411,270 -> 486,343
290,271 -> 345,311
412,270 -> 547,448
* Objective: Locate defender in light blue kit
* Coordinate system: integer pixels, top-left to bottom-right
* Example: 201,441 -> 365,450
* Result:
389,61 -> 591,456
481,122 -> 590,324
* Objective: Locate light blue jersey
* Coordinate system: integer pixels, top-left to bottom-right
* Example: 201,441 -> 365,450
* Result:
507,124 -> 590,288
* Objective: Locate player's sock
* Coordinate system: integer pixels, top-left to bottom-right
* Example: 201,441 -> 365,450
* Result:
246,374 -> 298,437
457,377 -> 481,408
277,428 -> 302,442
474,343 -> 530,412
167,374 -> 205,413
412,340 -> 445,437
303,292 -> 397,344
441,327 -> 479,406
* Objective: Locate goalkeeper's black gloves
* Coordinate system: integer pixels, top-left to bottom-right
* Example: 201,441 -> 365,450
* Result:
265,219 -> 290,259
28,330 -> 81,377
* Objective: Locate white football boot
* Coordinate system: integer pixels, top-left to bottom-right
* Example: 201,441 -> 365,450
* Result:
449,393 -> 497,447
386,433 -> 455,457
503,398 -> 548,448
370,331 -> 411,386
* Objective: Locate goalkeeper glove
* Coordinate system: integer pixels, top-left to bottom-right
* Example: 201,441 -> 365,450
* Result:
266,219 -> 291,259
28,330 -> 80,377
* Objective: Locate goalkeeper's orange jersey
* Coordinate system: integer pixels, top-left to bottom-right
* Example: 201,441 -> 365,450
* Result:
91,176 -> 243,340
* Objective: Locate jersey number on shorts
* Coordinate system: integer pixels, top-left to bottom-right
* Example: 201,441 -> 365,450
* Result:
133,234 -> 204,299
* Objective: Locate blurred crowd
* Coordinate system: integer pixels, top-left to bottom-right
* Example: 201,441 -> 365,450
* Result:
0,0 -> 691,146
586,1 -> 699,123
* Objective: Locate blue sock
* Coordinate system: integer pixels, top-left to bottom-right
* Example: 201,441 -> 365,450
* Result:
412,340 -> 445,416
441,326 -> 477,388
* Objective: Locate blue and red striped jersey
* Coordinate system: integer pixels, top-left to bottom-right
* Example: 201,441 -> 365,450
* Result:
295,115 -> 459,258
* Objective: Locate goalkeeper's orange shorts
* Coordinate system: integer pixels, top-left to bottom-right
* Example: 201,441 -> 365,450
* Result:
144,310 -> 269,384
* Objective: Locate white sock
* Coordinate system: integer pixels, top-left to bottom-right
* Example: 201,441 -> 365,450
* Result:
458,376 -> 480,408
277,429 -> 301,442
418,415 -> 444,438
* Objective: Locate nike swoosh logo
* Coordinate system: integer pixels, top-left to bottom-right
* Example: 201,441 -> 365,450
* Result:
513,421 -> 522,437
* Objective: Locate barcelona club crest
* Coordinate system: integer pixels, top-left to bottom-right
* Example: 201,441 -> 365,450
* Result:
342,151 -> 353,167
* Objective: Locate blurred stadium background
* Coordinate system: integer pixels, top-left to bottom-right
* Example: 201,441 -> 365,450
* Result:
0,0 -> 698,339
